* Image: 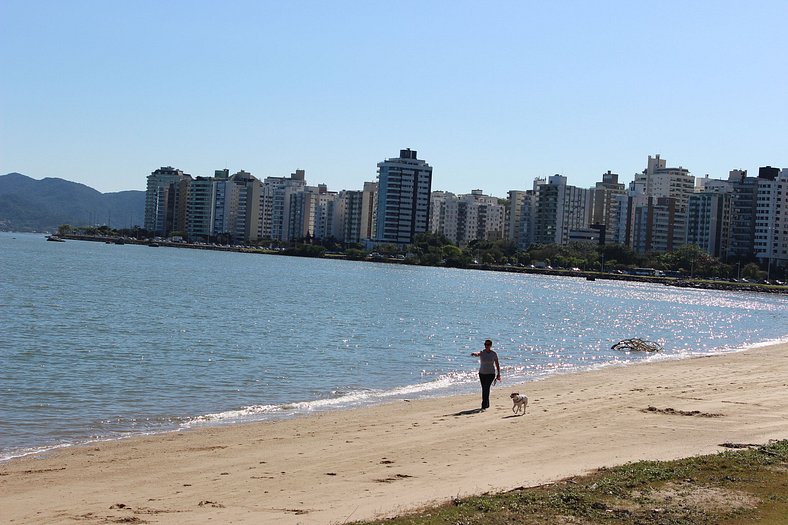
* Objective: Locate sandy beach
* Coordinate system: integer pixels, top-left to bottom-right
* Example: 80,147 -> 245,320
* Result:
2,343 -> 787,524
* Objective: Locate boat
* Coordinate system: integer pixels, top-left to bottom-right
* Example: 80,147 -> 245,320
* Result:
46,235 -> 66,242
148,242 -> 160,247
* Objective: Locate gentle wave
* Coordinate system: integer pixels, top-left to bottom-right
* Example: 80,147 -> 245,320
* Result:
3,337 -> 787,463
181,335 -> 788,430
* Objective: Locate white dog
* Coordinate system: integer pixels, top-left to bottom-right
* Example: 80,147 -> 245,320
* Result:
510,392 -> 528,415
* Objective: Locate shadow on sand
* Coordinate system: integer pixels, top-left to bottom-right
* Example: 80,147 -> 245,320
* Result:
448,408 -> 485,416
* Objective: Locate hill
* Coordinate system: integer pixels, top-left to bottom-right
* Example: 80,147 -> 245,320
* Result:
0,173 -> 144,232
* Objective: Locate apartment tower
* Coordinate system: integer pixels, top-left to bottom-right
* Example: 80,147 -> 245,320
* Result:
375,149 -> 432,245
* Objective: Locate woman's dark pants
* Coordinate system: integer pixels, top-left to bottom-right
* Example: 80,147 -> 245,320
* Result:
479,373 -> 496,409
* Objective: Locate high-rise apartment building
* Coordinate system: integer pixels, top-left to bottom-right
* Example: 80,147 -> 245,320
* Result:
429,191 -> 460,243
726,169 -> 758,262
523,175 -> 591,248
375,149 -> 432,245
335,190 -> 363,243
430,190 -> 505,246
686,191 -> 733,258
631,197 -> 679,254
505,190 -> 528,245
262,170 -> 307,241
144,166 -> 191,236
286,184 -> 336,241
590,171 -> 626,243
622,155 -> 694,253
211,169 -> 235,243
463,190 -> 505,242
359,181 -> 378,242
180,169 -> 261,244
229,170 -> 262,244
186,176 -> 217,242
754,167 -> 788,268
332,182 -> 377,244
285,189 -> 310,241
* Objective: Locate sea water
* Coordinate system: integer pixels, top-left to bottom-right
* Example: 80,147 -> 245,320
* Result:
1,231 -> 786,460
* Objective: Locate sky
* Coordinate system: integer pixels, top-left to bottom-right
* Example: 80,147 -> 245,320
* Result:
2,1 -> 786,197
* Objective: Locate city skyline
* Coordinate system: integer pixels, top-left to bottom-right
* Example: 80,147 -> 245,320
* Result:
2,1 -> 787,195
134,152 -> 785,199
2,150 -> 783,200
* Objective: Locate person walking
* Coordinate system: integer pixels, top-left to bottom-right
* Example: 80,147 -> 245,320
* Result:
471,339 -> 501,410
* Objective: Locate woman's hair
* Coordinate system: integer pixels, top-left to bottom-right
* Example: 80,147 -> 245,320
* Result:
484,339 -> 493,346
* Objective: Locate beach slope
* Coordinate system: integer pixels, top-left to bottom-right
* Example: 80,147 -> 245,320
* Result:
2,344 -> 787,524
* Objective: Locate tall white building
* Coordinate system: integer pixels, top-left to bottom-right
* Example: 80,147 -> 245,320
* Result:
462,190 -> 505,243
429,191 -> 460,243
429,190 -> 505,246
262,170 -> 307,241
622,155 -> 694,253
754,167 -> 788,268
310,185 -> 339,241
175,168 -> 261,244
375,149 -> 432,245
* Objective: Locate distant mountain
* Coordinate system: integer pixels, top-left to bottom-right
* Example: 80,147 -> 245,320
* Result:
0,173 -> 145,232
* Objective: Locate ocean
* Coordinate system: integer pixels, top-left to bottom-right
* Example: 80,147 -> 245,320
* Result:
1,231 -> 786,461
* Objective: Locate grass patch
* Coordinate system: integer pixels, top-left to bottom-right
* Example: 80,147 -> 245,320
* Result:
350,440 -> 788,525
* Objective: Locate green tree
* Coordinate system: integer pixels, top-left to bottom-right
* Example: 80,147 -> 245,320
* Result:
344,248 -> 367,260
377,243 -> 401,255
599,244 -> 639,267
442,245 -> 470,267
284,244 -> 326,257
657,244 -> 718,277
741,262 -> 762,280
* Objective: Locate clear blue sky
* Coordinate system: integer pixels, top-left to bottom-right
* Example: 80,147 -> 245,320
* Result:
2,1 -> 786,196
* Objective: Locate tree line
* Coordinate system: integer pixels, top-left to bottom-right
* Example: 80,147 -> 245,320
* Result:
58,225 -> 784,282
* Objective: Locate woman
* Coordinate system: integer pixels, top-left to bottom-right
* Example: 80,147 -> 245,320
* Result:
471,339 -> 501,410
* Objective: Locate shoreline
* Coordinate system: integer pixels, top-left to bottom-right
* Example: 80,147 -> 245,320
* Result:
2,343 -> 787,524
4,339 -> 782,464
51,233 -> 788,294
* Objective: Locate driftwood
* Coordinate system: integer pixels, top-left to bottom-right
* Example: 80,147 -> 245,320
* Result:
611,338 -> 662,352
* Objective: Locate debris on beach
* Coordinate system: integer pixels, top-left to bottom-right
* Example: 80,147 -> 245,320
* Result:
611,338 -> 663,352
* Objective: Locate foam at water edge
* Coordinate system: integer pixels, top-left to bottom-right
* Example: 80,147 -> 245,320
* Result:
5,338 -> 785,463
